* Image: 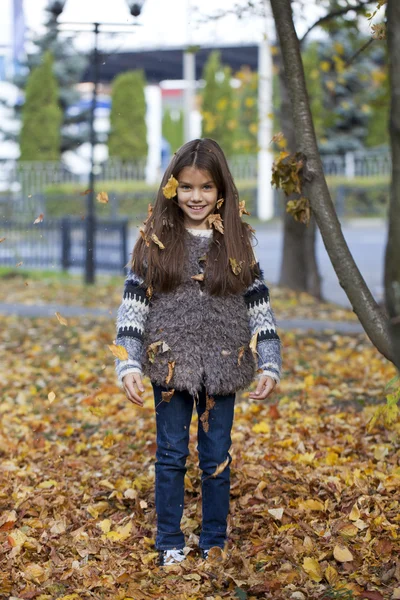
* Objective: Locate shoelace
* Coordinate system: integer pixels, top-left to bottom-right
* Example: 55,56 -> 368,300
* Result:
163,549 -> 185,564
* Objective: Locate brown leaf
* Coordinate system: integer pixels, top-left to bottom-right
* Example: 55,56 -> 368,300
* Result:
139,227 -> 150,247
268,404 -> 281,420
211,456 -> 230,478
151,233 -> 165,250
229,257 -> 244,275
55,311 -> 68,326
286,196 -> 311,225
146,286 -> 153,300
0,237 -> 5,243
206,393 -> 215,411
165,360 -> 176,385
108,344 -> 128,361
162,175 -> 179,199
80,188 -> 92,195
144,203 -> 153,224
249,329 -> 259,358
33,213 -> 44,224
147,340 -> 170,363
191,273 -> 204,281
200,410 -> 210,433
207,213 -> 224,234
216,198 -> 224,209
359,592 -> 385,600
96,191 -> 109,204
161,389 -> 175,403
238,200 -> 250,217
237,346 -> 245,365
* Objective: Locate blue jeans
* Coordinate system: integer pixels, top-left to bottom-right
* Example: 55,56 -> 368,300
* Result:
152,384 -> 235,551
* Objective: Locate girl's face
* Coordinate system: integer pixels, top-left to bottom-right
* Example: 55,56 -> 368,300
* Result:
176,167 -> 218,230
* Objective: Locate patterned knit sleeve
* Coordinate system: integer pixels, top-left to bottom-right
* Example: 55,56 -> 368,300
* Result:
244,269 -> 282,384
114,269 -> 150,387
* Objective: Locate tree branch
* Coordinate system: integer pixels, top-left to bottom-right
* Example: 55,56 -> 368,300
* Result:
300,0 -> 373,45
270,0 -> 394,363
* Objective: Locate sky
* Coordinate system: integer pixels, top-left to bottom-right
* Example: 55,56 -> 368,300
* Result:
3,0 -> 326,53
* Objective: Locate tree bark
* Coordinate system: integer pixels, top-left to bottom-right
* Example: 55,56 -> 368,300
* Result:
385,0 -> 400,370
277,55 -> 322,299
270,0 -> 393,363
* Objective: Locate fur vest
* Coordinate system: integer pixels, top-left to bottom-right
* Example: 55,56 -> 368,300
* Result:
141,232 -> 255,396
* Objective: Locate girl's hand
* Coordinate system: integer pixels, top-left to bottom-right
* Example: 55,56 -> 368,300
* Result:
122,372 -> 144,407
249,375 -> 277,400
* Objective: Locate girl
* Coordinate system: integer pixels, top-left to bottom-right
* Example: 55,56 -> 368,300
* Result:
114,138 -> 281,566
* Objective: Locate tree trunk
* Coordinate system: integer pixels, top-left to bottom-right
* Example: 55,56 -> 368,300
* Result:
385,0 -> 400,370
277,58 -> 322,299
270,0 -> 393,363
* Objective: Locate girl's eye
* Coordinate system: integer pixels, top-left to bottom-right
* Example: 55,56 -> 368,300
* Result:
204,185 -> 212,190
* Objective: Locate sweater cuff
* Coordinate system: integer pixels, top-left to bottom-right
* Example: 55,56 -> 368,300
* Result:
257,339 -> 282,384
116,362 -> 143,388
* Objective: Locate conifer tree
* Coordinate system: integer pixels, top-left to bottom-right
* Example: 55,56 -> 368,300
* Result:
108,70 -> 148,161
19,51 -> 62,161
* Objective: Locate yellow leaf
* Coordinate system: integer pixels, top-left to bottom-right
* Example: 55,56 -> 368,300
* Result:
304,374 -> 314,387
38,480 -> 57,489
108,344 -> 128,361
333,544 -> 354,562
252,421 -> 270,434
47,391 -> 56,403
325,451 -> 339,465
325,565 -> 339,586
303,557 -> 323,582
151,233 -> 165,250
116,520 -> 132,540
98,519 -> 112,533
211,457 -> 230,478
55,311 -> 68,326
96,191 -> 109,204
300,499 -> 325,511
24,563 -> 45,581
162,175 -> 179,199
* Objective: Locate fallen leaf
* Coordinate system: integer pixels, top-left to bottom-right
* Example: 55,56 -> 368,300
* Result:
48,391 -> 56,403
55,312 -> 68,326
108,344 -> 129,361
161,389 -> 175,403
303,556 -> 323,582
33,213 -> 44,224
252,421 -> 270,434
165,360 -> 175,385
299,499 -> 325,511
325,565 -> 339,586
162,175 -> 179,199
151,233 -> 165,250
333,544 -> 354,562
97,191 -> 109,204
268,507 -> 284,520
207,213 -> 224,234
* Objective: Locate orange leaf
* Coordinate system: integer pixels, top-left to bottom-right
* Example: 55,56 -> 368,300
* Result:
161,389 -> 175,403
165,361 -> 175,385
162,175 -> 179,199
108,344 -> 128,361
33,213 -> 44,224
80,189 -> 92,195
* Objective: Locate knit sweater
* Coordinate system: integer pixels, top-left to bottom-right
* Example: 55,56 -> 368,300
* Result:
115,228 -> 282,396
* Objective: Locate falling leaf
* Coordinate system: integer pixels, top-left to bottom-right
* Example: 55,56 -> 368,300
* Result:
80,189 -> 92,195
216,197 -> 224,209
207,213 -> 224,234
191,273 -> 204,281
161,389 -> 175,403
48,391 -> 56,403
333,544 -> 354,562
211,456 -> 230,478
55,312 -> 68,326
108,344 -> 128,361
237,346 -> 245,365
249,329 -> 260,358
303,557 -> 323,582
238,200 -> 250,217
165,360 -> 175,385
229,257 -> 244,275
33,213 -> 44,224
16,261 -> 23,267
268,507 -> 284,520
162,175 -> 179,199
0,237 -> 6,243
151,233 -> 165,250
97,191 -> 109,204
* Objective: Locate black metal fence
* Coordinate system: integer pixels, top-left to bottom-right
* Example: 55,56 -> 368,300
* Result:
0,217 -> 128,273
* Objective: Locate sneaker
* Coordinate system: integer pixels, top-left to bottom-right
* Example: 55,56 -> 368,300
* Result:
159,548 -> 186,566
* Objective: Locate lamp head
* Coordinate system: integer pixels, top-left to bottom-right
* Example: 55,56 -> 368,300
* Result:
47,0 -> 67,18
126,0 -> 146,17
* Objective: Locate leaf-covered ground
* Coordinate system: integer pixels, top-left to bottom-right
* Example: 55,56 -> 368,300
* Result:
0,272 -> 357,322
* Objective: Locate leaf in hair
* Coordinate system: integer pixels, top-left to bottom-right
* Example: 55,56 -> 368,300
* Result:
143,203 -> 153,224
247,223 -> 256,234
229,258 -> 244,276
151,233 -> 165,250
162,175 -> 179,199
165,361 -> 176,385
207,213 -> 224,234
216,198 -> 224,209
139,228 -> 150,247
191,273 -> 204,282
239,200 -> 250,217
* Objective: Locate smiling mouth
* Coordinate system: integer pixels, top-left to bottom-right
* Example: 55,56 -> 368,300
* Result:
188,206 -> 206,211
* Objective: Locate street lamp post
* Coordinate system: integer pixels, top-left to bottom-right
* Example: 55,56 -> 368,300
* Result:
48,0 -> 146,284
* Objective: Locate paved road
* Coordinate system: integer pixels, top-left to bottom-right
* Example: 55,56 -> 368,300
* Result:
252,219 -> 386,308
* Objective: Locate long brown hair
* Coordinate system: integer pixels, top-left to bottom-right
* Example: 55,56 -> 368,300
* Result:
131,138 -> 260,295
